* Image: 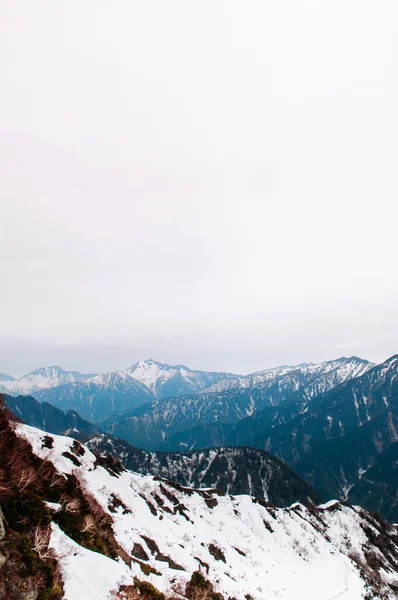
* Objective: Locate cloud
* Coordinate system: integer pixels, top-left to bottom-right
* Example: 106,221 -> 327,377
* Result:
1,1 -> 398,373
328,341 -> 367,350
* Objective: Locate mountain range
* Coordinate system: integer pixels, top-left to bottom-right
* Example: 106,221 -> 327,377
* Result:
100,356 -> 374,450
3,354 -> 398,522
2,403 -> 398,600
1,360 -> 238,423
1,393 -> 321,508
86,433 -> 322,507
35,371 -> 155,422
0,365 -> 94,396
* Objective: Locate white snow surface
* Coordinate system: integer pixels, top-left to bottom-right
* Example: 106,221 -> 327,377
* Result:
50,523 -> 131,600
16,423 -> 398,600
125,359 -> 236,399
127,359 -> 176,392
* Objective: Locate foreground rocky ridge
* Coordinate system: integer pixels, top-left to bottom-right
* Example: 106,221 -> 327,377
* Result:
2,404 -> 398,599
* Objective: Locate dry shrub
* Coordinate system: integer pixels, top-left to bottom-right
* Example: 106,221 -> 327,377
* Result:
32,526 -> 52,560
61,495 -> 82,514
113,585 -> 142,600
185,572 -> 224,600
0,397 -> 64,599
113,580 -> 166,600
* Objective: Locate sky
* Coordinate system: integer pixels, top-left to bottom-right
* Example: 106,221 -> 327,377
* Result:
1,1 -> 398,377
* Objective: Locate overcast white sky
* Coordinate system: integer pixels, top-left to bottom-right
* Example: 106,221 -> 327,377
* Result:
1,1 -> 398,376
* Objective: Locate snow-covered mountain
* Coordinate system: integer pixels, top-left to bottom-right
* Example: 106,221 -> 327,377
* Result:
228,354 -> 398,513
203,357 -> 373,401
126,359 -> 237,399
102,356 -> 374,451
4,417 -> 398,600
201,364 -> 303,394
0,372 -> 15,382
35,370 -> 156,423
0,365 -> 94,396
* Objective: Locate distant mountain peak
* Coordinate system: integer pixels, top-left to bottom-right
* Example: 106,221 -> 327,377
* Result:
338,355 -> 370,364
126,360 -> 236,399
0,372 -> 15,382
28,365 -> 74,375
0,365 -> 93,397
131,358 -> 189,371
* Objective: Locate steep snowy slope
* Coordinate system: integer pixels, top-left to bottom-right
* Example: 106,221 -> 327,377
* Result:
127,359 -> 237,399
35,371 -> 155,422
14,423 -> 398,600
0,365 -> 94,396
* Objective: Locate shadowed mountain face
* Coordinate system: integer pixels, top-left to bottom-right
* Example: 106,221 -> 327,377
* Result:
2,393 -> 99,441
86,433 -> 323,507
347,441 -> 398,523
34,371 -> 156,422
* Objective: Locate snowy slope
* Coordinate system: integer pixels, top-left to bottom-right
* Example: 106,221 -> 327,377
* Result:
126,359 -> 237,399
0,366 -> 94,396
49,523 -> 131,600
16,423 -> 398,600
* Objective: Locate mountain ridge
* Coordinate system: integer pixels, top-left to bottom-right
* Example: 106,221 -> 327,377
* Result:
101,356 -> 374,450
86,433 -> 323,507
0,365 -> 95,396
126,358 -> 238,399
5,415 -> 398,600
